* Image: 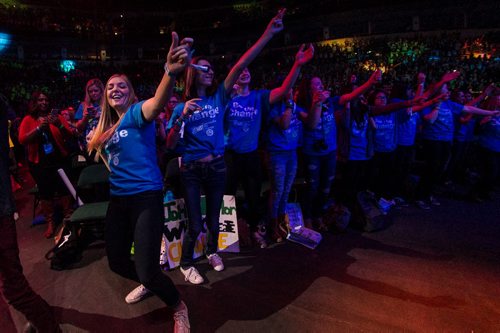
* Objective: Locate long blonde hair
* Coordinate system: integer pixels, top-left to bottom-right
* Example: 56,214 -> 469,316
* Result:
83,78 -> 104,106
87,74 -> 137,154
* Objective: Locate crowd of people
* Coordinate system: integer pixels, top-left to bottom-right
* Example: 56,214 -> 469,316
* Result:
2,9 -> 500,333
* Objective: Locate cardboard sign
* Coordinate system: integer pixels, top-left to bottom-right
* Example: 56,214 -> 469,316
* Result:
162,195 -> 239,269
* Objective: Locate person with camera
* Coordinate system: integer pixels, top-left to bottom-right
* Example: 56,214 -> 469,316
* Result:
18,92 -> 75,238
75,78 -> 104,151
295,70 -> 382,230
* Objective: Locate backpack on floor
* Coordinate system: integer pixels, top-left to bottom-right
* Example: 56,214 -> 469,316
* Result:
352,191 -> 392,232
45,221 -> 83,270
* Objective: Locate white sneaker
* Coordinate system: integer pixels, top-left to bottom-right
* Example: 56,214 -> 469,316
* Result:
180,266 -> 204,284
125,284 -> 152,304
173,301 -> 190,333
252,231 -> 267,248
207,253 -> 224,271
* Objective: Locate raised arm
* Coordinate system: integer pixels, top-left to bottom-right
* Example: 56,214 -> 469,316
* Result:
338,70 -> 381,105
463,105 -> 500,117
421,71 -> 460,100
142,32 -> 192,122
224,8 -> 285,93
303,90 -> 330,129
370,96 -> 425,116
269,44 -> 314,104
467,83 -> 495,106
415,72 -> 426,97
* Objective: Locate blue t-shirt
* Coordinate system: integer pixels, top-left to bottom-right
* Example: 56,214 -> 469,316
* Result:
266,101 -> 303,152
396,108 -> 420,146
171,84 -> 229,163
225,89 -> 271,153
105,101 -> 163,196
421,100 -> 464,142
373,112 -> 397,152
454,117 -> 476,143
349,113 -> 370,161
302,96 -> 340,156
478,116 -> 500,152
74,102 -> 100,121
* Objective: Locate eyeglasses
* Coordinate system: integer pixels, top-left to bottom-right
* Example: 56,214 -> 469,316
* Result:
375,96 -> 387,100
168,100 -> 178,104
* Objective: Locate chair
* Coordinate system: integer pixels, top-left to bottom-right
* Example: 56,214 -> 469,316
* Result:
69,163 -> 110,238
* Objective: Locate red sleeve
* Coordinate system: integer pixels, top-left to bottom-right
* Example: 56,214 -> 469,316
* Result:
18,116 -> 37,145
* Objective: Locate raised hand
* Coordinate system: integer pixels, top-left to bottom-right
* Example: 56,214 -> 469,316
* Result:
47,114 -> 60,126
441,71 -> 460,83
295,43 -> 314,66
368,69 -> 382,85
182,98 -> 203,118
417,72 -> 426,84
264,8 -> 286,37
166,32 -> 193,76
411,95 -> 426,106
39,117 -> 50,130
312,90 -> 330,105
483,83 -> 496,96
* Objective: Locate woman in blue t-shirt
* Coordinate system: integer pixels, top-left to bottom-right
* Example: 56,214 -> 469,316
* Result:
225,44 -> 314,247
475,94 -> 500,200
87,33 -> 192,332
295,70 -> 381,230
75,78 -> 104,151
167,9 -> 286,285
337,89 -> 422,210
265,89 -> 305,241
416,82 -> 499,209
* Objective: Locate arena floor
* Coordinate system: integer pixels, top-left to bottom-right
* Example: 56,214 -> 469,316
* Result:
4,173 -> 500,332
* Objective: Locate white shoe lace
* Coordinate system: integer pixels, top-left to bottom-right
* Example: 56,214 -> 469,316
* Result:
173,306 -> 190,333
181,267 -> 203,284
207,253 -> 223,270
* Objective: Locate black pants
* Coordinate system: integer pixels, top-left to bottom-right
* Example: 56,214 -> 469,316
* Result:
225,150 -> 262,231
340,159 -> 370,209
476,147 -> 500,197
105,190 -> 180,307
417,139 -> 452,200
370,151 -> 396,199
394,145 -> 415,199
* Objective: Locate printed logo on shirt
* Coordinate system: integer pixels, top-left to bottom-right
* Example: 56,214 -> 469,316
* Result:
119,129 -> 128,138
186,105 -> 220,123
374,118 -> 395,129
229,101 -> 259,120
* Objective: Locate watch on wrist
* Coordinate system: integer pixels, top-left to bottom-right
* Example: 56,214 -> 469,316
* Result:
164,63 -> 177,77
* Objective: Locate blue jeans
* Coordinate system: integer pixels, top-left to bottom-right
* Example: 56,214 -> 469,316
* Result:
180,156 -> 226,268
268,151 -> 297,219
106,190 -> 180,307
303,151 -> 337,219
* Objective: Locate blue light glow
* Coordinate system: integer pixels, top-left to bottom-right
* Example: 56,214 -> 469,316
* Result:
0,33 -> 11,53
60,60 -> 76,73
